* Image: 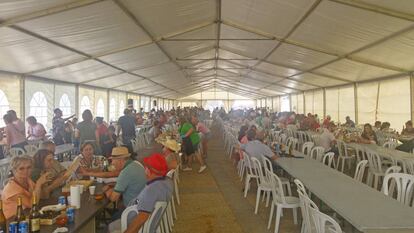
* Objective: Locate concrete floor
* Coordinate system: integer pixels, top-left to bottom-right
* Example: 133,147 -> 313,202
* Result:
172,127 -> 300,233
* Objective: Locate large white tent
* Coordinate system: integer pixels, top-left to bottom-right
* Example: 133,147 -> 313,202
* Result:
0,0 -> 413,129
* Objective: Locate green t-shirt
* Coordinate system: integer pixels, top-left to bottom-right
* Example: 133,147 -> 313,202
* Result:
179,123 -> 200,145
114,160 -> 146,206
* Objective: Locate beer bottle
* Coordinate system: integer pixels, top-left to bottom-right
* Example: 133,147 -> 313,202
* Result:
15,196 -> 25,223
0,200 -> 7,233
29,194 -> 40,233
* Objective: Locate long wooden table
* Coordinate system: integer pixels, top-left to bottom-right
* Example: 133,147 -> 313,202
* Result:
276,155 -> 414,233
40,184 -> 108,233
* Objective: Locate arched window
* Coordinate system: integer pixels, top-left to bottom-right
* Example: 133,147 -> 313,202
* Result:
96,99 -> 105,117
80,96 -> 90,114
0,90 -> 10,127
59,94 -> 71,118
29,92 -> 48,126
109,98 -> 117,121
119,100 -> 125,116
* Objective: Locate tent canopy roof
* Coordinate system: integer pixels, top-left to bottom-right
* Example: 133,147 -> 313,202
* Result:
0,0 -> 413,99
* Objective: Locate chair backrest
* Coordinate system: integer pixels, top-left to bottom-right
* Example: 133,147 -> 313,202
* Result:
383,140 -> 398,149
311,135 -> 320,146
121,205 -> 139,232
296,180 -> 319,233
302,142 -> 314,157
268,172 -> 287,204
279,134 -> 287,145
322,152 -> 335,168
366,149 -> 385,173
385,166 -> 402,176
406,160 -> 414,175
354,160 -> 368,182
353,144 -> 366,161
294,179 -> 307,197
308,205 -> 343,233
9,148 -> 25,157
24,145 -> 38,156
337,140 -> 348,158
310,146 -> 325,162
382,173 -> 414,207
251,157 -> 266,186
244,153 -> 255,176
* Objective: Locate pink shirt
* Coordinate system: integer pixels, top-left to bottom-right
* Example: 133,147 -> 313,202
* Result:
5,123 -> 26,146
27,123 -> 46,141
196,122 -> 210,134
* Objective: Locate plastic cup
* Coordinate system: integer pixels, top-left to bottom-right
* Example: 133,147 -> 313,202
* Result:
89,186 -> 96,195
78,184 -> 84,194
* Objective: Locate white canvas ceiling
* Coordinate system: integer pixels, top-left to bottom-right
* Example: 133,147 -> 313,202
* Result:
0,0 -> 413,99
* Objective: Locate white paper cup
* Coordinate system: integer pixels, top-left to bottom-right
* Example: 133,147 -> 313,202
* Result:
78,184 -> 84,194
89,186 -> 96,195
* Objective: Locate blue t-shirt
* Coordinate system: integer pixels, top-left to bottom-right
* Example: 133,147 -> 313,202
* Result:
114,160 -> 146,206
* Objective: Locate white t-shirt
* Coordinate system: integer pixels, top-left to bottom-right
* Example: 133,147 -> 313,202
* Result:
319,128 -> 335,152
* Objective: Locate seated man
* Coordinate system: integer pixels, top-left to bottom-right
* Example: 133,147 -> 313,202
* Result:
239,130 -> 278,165
102,147 -> 146,219
109,153 -> 173,233
319,122 -> 337,154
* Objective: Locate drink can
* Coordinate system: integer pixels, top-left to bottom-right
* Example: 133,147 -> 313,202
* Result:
58,196 -> 66,205
66,207 -> 75,223
8,221 -> 17,233
18,221 -> 28,233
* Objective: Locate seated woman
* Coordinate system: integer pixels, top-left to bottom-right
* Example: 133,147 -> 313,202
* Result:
32,149 -> 71,199
360,123 -> 378,144
26,116 -> 47,141
2,155 -> 50,218
161,139 -> 180,170
77,142 -> 120,178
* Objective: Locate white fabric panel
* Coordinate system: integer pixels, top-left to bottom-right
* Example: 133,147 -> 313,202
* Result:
272,97 -> 280,112
266,98 -> 272,109
249,71 -> 283,83
219,49 -> 257,67
133,62 -> 179,78
261,99 -> 266,108
127,93 -> 140,111
278,79 -> 317,91
160,40 -> 216,59
358,0 -> 414,16
290,73 -> 347,87
54,83 -> 76,118
256,62 -> 301,77
262,89 -> 284,96
94,89 -> 108,119
0,74 -> 21,124
79,87 -> 95,115
85,73 -> 142,89
325,88 -> 339,122
267,43 -> 336,70
35,60 -> 120,84
304,91 -> 314,114
357,82 -> 378,125
228,93 -> 250,100
100,44 -> 169,71
313,90 -> 324,117
0,0 -> 74,20
290,1 -> 412,54
25,79 -> 54,129
291,94 -> 298,113
18,1 -> 151,55
338,85 -> 355,123
297,93 -> 304,114
222,0 -> 316,37
122,0 -> 215,38
256,100 -> 261,108
315,59 -> 400,82
377,77 -> 410,132
353,29 -> 414,71
0,27 -> 84,73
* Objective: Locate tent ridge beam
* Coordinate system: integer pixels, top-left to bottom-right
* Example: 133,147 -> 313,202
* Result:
162,38 -> 275,41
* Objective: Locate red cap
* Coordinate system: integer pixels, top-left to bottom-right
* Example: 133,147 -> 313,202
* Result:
143,153 -> 168,176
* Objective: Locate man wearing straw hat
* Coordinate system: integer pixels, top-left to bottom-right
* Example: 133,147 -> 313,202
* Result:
160,139 -> 180,170
102,146 -> 146,219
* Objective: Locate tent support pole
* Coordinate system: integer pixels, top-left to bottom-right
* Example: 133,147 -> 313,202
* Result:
410,73 -> 414,122
354,83 -> 358,125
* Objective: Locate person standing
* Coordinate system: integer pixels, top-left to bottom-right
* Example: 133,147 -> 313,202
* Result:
117,109 -> 136,153
3,113 -> 27,150
26,116 -> 46,141
75,110 -> 98,150
179,117 -> 206,173
52,108 -> 75,145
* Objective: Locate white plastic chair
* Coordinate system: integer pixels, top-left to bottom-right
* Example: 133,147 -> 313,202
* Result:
308,205 -> 343,233
322,152 -> 335,169
310,147 -> 325,162
295,179 -> 318,233
353,144 -> 367,163
9,148 -> 25,157
383,140 -> 398,149
121,202 -> 167,233
262,156 -> 292,197
243,154 -> 259,198
354,160 -> 368,183
336,140 -> 355,173
366,149 -> 386,190
382,173 -> 414,207
267,171 -> 299,233
252,157 -> 272,214
381,166 -> 402,196
302,142 -> 314,157
24,144 -> 38,156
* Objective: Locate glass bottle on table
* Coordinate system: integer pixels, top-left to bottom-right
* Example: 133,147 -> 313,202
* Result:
29,194 -> 40,233
0,200 -> 6,233
14,196 -> 25,223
